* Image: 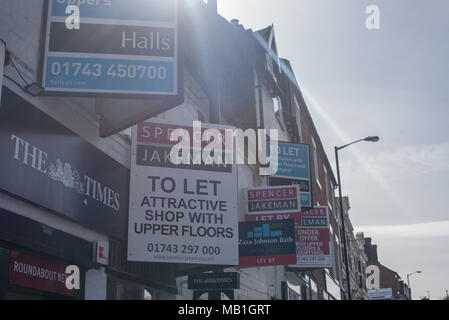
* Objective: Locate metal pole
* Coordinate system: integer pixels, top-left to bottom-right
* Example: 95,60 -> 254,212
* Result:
335,146 -> 352,300
207,0 -> 221,124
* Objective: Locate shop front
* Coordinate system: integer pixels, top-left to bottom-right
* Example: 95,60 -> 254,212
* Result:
0,84 -> 129,299
0,209 -> 94,300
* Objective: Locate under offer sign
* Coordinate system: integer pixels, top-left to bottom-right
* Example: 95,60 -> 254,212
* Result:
246,206 -> 333,268
127,120 -> 238,265
246,186 -> 301,215
290,206 -> 333,268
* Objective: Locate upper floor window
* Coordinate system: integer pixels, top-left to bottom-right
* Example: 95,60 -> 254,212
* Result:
273,96 -> 285,130
331,182 -> 338,223
311,137 -> 321,189
293,95 -> 302,142
323,165 -> 332,210
273,96 -> 281,115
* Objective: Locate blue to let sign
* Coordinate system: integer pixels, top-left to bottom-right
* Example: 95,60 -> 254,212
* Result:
43,0 -> 178,96
268,142 -> 311,180
267,142 -> 312,208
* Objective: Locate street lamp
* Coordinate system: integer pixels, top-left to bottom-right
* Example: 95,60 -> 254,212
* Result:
335,136 -> 380,300
407,270 -> 422,296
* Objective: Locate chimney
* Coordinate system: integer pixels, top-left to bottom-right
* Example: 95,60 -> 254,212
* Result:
231,19 -> 240,26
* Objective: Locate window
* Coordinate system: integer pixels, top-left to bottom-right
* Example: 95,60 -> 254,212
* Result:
311,137 -> 321,189
266,53 -> 277,81
273,96 -> 285,130
323,165 -> 331,210
331,182 -> 337,222
294,95 -> 302,142
273,96 -> 281,115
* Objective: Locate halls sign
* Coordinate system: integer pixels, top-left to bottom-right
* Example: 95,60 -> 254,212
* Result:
43,0 -> 179,96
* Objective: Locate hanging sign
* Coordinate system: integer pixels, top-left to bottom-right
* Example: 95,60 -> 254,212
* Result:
245,185 -> 301,215
188,272 -> 240,291
290,206 -> 333,268
127,120 -> 238,265
239,220 -> 296,267
43,0 -> 180,97
267,142 -> 312,208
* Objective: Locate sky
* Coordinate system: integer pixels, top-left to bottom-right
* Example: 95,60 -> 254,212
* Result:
218,0 -> 449,300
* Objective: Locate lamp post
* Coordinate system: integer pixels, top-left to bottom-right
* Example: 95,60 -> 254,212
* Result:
407,270 -> 422,287
407,270 -> 422,299
335,136 -> 379,300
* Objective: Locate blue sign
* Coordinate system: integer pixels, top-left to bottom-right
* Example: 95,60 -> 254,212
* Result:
247,224 -> 283,238
267,142 -> 313,209
268,142 -> 310,180
43,0 -> 178,96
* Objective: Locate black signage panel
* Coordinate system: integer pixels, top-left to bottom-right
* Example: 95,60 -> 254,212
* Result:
0,87 -> 129,239
49,23 -> 175,58
239,220 -> 297,267
188,272 -> 240,291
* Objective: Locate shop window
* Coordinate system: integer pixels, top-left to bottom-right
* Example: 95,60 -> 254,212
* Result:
107,276 -> 145,300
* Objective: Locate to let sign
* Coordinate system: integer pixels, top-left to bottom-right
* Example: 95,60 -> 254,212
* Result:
127,120 -> 238,265
267,142 -> 312,208
43,0 -> 179,96
9,251 -> 75,297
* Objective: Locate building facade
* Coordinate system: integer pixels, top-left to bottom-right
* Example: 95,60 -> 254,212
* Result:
1,0 -> 372,300
364,237 -> 411,300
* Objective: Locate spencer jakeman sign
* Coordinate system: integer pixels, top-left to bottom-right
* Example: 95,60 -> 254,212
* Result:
0,86 -> 129,239
127,120 -> 238,265
43,0 -> 180,97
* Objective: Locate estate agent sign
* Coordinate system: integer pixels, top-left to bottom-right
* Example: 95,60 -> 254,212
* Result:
290,206 -> 333,268
245,186 -> 301,215
43,0 -> 179,96
239,220 -> 296,267
267,142 -> 312,208
127,121 -> 238,265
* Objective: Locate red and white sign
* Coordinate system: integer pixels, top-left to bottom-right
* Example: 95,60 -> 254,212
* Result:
246,206 -> 334,268
9,251 -> 75,297
245,185 -> 301,215
128,120 -> 238,265
245,212 -> 299,224
291,206 -> 333,268
95,241 -> 109,266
